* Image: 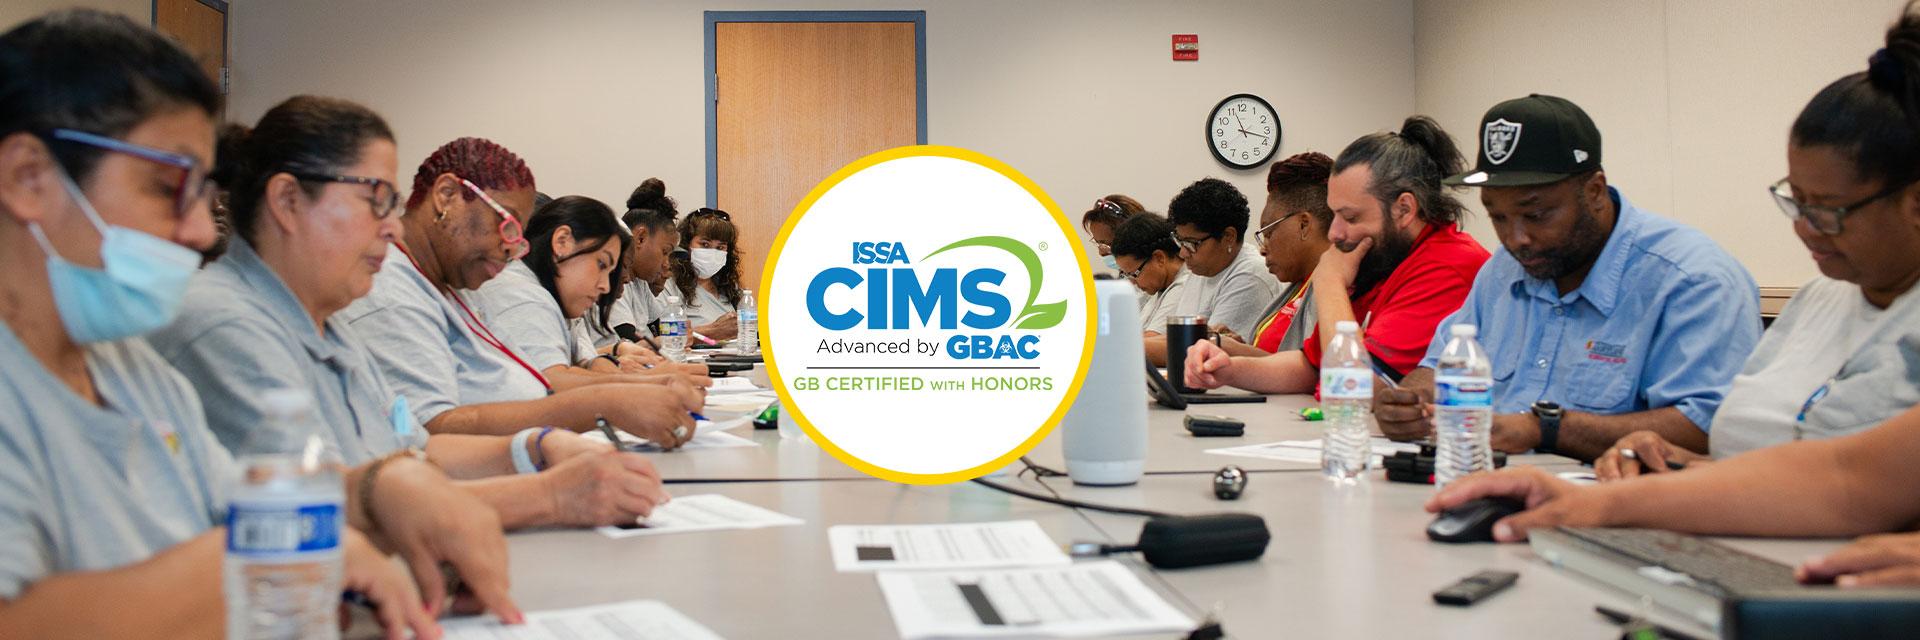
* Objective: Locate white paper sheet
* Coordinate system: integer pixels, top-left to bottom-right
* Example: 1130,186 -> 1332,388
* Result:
703,391 -> 778,413
441,599 -> 723,640
705,376 -> 765,393
830,521 -> 1071,573
1204,437 -> 1420,465
595,494 -> 802,539
876,561 -> 1193,639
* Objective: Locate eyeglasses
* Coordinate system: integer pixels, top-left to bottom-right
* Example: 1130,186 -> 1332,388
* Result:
458,177 -> 529,260
1770,177 -> 1913,236
288,171 -> 401,220
49,128 -> 214,220
1253,211 -> 1305,245
1170,231 -> 1214,254
1094,242 -> 1112,254
1116,258 -> 1148,281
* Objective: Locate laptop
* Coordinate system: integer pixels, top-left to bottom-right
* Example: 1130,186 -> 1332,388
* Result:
1525,527 -> 1920,639
1143,358 -> 1265,409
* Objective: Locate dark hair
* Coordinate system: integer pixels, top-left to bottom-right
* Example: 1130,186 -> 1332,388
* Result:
0,9 -> 221,180
1333,116 -> 1467,226
406,137 -> 534,209
623,177 -> 679,232
1166,177 -> 1251,240
213,95 -> 394,243
1109,212 -> 1180,262
1266,151 -> 1336,229
1082,194 -> 1145,230
521,195 -> 630,332
1791,1 -> 1920,190
670,208 -> 742,308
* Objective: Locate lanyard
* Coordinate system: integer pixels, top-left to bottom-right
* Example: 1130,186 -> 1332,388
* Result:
393,244 -> 552,392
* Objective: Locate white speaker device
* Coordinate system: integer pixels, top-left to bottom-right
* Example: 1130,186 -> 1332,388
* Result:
1061,278 -> 1149,486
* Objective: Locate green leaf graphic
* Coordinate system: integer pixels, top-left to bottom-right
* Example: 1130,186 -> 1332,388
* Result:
926,235 -> 1066,330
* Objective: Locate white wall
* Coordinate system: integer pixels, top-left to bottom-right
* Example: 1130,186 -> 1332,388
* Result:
1415,0 -> 1898,288
226,0 -> 1415,253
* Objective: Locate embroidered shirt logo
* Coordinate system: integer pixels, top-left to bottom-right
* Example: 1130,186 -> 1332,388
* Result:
1585,340 -> 1628,364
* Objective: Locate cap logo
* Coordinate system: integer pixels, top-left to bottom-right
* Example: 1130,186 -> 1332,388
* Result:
1484,118 -> 1522,165
1573,149 -> 1589,163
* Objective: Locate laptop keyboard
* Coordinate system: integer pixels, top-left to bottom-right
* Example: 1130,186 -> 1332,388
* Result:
1558,528 -> 1801,596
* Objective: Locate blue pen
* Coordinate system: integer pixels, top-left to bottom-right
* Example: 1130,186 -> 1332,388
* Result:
691,412 -> 709,422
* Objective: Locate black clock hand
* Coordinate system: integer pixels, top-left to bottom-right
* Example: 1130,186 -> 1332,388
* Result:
1232,111 -> 1248,138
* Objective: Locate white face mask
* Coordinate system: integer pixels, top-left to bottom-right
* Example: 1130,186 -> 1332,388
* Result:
690,247 -> 728,279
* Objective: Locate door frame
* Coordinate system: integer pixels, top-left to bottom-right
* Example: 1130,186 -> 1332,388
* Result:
703,10 -> 928,207
151,0 -> 229,94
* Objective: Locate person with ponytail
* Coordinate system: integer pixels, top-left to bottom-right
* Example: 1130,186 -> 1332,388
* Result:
665,207 -> 743,340
157,96 -> 675,538
1182,117 -> 1491,395
0,11 -> 515,636
338,137 -> 705,448
1366,95 -> 1761,463
1429,1 -> 1920,587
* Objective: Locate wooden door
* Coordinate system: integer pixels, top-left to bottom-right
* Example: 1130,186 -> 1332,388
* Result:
714,21 -> 920,290
153,0 -> 227,104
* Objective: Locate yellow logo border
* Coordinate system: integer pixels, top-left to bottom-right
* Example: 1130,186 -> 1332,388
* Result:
757,145 -> 1097,485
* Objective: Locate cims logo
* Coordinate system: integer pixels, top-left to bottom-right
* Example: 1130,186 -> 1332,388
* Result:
762,146 -> 1094,484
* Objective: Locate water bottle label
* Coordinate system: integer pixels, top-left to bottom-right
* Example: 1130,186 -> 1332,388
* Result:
226,503 -> 341,555
1435,375 -> 1493,408
661,321 -> 687,337
1320,367 -> 1373,399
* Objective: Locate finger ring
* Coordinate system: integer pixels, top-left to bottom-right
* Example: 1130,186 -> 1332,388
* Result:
1620,448 -> 1638,460
673,426 -> 690,441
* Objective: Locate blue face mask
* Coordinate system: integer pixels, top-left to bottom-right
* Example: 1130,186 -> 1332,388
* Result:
1101,254 -> 1120,272
26,169 -> 201,344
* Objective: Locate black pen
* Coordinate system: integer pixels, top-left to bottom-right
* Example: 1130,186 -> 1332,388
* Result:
596,415 -> 628,452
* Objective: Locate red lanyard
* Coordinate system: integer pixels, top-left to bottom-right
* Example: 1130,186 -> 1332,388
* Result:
393,244 -> 552,392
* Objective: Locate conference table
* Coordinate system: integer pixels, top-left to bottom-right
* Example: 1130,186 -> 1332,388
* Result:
483,366 -> 1839,639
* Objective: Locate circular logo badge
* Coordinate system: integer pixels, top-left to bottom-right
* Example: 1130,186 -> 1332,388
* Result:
761,146 -> 1095,484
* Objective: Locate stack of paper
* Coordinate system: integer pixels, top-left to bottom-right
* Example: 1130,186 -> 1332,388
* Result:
441,599 -> 723,640
837,521 -> 1194,638
596,494 -> 803,539
876,561 -> 1193,639
828,521 -> 1072,572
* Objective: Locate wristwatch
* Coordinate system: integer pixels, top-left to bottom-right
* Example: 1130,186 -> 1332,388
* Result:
1531,401 -> 1564,454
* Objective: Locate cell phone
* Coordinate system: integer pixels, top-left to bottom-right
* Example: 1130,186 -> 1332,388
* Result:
1184,413 -> 1245,437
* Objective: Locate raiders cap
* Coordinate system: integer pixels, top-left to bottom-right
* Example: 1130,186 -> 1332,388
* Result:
1445,94 -> 1601,187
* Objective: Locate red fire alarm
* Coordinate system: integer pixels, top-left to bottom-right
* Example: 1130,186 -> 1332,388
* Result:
1172,34 -> 1198,61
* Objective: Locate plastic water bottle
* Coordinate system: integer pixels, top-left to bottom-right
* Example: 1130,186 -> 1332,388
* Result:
225,390 -> 343,640
1434,324 -> 1494,487
736,289 -> 758,354
1319,320 -> 1373,481
659,292 -> 690,362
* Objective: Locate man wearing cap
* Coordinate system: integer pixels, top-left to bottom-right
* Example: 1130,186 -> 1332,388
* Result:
1372,95 -> 1761,462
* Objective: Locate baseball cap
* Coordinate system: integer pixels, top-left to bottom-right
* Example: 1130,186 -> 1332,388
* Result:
1445,94 -> 1602,187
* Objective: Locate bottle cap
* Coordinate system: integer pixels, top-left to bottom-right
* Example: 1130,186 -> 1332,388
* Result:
1335,320 -> 1360,332
1450,324 -> 1478,337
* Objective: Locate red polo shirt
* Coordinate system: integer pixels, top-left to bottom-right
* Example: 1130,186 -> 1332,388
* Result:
1302,222 -> 1490,375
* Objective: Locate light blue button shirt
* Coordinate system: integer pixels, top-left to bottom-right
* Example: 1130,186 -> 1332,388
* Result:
1419,188 -> 1761,429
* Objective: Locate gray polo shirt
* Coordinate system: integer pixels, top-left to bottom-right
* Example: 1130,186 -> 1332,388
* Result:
665,278 -> 737,328
473,261 -> 593,371
0,322 -> 234,599
339,248 -> 550,428
154,239 -> 427,466
1138,267 -> 1192,334
1177,248 -> 1282,339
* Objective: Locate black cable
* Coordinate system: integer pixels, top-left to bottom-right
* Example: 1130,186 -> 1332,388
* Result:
968,477 -> 1173,518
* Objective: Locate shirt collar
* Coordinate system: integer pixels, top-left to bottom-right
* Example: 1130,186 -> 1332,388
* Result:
1507,187 -> 1640,316
222,238 -> 349,363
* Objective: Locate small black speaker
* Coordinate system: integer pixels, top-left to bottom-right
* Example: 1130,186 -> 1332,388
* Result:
1136,513 -> 1270,569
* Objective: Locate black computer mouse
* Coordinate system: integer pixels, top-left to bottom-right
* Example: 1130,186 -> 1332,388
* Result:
1213,466 -> 1247,500
1426,497 -> 1526,543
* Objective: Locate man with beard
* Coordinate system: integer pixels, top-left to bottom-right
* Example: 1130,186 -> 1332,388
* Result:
1182,117 -> 1490,394
1373,95 -> 1759,461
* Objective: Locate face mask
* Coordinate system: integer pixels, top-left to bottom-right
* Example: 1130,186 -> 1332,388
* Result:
1101,255 -> 1120,271
690,247 -> 728,280
26,168 -> 201,343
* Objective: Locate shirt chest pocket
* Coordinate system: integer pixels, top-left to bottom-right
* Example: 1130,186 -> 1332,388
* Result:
1562,357 -> 1635,412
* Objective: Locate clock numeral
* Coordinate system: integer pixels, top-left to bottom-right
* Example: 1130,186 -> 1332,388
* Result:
1218,116 -> 1229,125
1264,125 -> 1272,134
1218,140 -> 1227,149
1241,151 -> 1250,160
1260,115 -> 1268,123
